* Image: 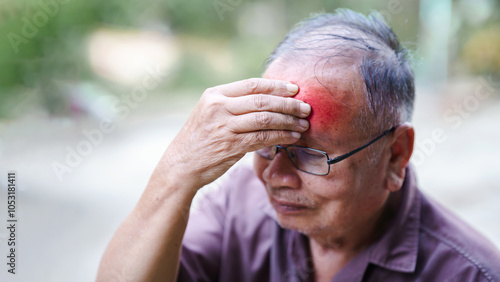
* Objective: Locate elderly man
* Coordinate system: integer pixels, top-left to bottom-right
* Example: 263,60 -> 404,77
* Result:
97,9 -> 500,282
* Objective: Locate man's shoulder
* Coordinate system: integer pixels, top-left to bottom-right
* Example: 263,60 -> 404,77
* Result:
222,164 -> 275,220
221,164 -> 266,198
193,163 -> 276,233
418,192 -> 500,280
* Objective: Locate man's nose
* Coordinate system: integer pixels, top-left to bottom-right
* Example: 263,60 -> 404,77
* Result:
262,150 -> 301,189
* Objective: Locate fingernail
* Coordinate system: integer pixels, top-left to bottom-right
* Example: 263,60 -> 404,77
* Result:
299,119 -> 309,129
300,103 -> 311,115
286,83 -> 299,94
292,132 -> 301,139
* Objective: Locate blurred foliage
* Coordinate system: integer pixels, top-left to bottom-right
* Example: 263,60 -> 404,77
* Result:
462,25 -> 500,76
0,0 -> 499,118
0,0 -> 156,117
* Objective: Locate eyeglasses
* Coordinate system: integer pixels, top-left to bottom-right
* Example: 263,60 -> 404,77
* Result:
255,126 -> 398,176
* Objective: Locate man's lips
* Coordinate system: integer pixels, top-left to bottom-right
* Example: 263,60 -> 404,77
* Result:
270,197 -> 310,214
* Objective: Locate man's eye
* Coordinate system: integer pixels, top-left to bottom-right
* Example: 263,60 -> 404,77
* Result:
301,149 -> 321,157
296,150 -> 325,163
303,150 -> 318,156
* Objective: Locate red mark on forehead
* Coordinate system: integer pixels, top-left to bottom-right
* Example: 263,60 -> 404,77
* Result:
294,84 -> 345,133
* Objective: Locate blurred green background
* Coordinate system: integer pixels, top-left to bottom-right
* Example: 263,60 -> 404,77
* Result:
0,0 -> 499,118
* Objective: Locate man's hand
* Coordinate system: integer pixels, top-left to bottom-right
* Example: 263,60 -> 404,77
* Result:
96,78 -> 310,282
157,78 -> 311,190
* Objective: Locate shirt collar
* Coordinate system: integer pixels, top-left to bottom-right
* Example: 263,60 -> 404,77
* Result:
367,165 -> 420,273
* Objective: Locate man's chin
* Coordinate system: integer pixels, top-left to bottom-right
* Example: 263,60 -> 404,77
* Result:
275,214 -> 339,240
275,215 -> 318,235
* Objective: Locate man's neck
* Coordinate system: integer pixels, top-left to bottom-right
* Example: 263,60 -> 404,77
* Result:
307,189 -> 402,281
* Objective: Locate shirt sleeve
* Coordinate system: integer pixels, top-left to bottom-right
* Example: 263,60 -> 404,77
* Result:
176,178 -> 229,282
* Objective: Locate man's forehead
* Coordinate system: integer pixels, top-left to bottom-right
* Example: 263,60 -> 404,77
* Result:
264,57 -> 365,140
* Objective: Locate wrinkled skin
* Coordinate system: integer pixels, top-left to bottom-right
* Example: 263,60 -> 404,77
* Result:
158,78 -> 313,189
97,56 -> 414,282
97,78 -> 314,282
254,57 -> 413,254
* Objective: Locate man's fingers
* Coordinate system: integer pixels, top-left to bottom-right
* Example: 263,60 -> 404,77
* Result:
226,95 -> 311,118
215,78 -> 299,97
228,112 -> 309,133
243,130 -> 302,150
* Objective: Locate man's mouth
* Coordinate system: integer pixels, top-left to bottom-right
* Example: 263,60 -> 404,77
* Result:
270,197 -> 310,214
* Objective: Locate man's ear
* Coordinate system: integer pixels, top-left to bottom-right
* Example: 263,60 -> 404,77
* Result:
385,123 -> 414,192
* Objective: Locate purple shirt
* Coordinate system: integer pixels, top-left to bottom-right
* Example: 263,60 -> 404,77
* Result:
177,165 -> 500,281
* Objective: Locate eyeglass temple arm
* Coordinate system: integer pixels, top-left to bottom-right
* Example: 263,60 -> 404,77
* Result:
327,126 -> 397,165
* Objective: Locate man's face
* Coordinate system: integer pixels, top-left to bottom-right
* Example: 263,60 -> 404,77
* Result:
254,57 -> 391,241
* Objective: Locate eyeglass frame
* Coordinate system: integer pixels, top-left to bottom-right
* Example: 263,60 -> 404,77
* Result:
256,125 -> 399,176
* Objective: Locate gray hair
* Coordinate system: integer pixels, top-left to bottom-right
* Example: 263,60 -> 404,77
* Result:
265,9 -> 415,135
